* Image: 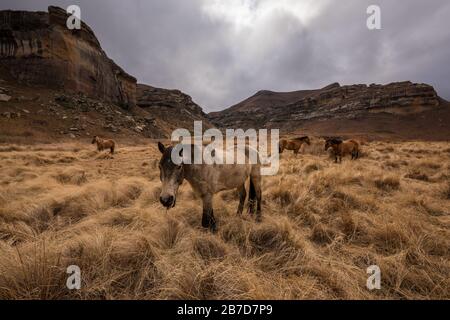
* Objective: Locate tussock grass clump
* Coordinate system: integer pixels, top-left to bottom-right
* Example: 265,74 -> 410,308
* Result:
374,175 -> 400,191
53,167 -> 87,185
443,182 -> 450,200
304,162 -> 321,174
247,222 -> 296,254
405,170 -> 429,182
193,234 -> 228,261
310,223 -> 335,245
372,224 -> 410,255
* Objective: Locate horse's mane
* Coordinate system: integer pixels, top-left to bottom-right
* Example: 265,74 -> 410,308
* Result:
293,136 -> 309,141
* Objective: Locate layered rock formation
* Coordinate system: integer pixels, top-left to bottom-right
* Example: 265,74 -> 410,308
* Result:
0,6 -> 136,108
137,84 -> 214,132
209,81 -> 441,131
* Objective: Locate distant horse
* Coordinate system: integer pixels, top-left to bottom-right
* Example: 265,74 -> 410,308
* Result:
279,136 -> 311,154
157,142 -> 262,232
324,138 -> 359,163
92,136 -> 115,154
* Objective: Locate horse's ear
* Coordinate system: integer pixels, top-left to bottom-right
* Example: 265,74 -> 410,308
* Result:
158,142 -> 165,154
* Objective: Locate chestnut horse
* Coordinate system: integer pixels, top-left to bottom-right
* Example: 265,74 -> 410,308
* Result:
324,138 -> 359,163
279,136 -> 311,154
157,142 -> 262,232
91,136 -> 115,154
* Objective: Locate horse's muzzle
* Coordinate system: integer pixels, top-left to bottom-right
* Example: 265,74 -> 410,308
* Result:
160,195 -> 175,208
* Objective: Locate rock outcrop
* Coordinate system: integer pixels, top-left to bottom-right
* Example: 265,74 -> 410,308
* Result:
0,6 -> 136,108
209,81 -> 441,131
137,84 -> 214,132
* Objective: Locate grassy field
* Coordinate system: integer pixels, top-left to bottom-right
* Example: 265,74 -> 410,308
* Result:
0,138 -> 449,299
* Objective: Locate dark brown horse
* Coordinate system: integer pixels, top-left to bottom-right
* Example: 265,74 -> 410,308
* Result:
324,138 -> 359,163
92,136 -> 115,154
157,142 -> 262,232
279,136 -> 311,154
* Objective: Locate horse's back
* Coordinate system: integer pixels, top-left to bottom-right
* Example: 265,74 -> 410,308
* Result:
106,139 -> 115,147
347,139 -> 359,149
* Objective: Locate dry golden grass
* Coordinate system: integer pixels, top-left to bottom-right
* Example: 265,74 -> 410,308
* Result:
0,138 -> 449,299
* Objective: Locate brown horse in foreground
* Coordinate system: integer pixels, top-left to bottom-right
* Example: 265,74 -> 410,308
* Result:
279,136 -> 311,154
92,136 -> 115,154
157,142 -> 262,232
324,138 -> 359,163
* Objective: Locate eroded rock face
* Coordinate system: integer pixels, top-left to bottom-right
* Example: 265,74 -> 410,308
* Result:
137,84 -> 213,131
209,81 -> 441,130
0,6 -> 136,108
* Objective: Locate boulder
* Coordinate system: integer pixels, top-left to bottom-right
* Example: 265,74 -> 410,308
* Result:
0,93 -> 11,102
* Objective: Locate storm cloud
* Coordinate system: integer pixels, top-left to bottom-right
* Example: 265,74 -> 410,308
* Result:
1,0 -> 450,111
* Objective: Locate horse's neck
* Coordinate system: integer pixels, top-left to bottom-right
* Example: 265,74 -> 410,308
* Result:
182,164 -> 200,181
182,164 -> 207,193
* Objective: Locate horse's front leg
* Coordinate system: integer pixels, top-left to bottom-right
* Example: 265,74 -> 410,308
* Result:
236,184 -> 246,215
201,194 -> 217,232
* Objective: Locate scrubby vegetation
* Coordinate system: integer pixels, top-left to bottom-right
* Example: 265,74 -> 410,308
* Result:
0,139 -> 448,299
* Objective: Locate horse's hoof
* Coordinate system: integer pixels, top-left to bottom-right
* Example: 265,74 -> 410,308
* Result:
210,223 -> 218,233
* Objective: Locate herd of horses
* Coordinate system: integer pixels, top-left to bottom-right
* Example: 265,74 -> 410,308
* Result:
91,135 -> 360,232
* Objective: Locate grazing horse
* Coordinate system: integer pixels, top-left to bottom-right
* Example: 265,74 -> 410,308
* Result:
157,142 -> 262,232
279,136 -> 311,154
91,136 -> 115,154
324,138 -> 359,163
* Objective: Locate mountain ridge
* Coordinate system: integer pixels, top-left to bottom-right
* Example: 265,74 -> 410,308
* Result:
208,81 -> 450,140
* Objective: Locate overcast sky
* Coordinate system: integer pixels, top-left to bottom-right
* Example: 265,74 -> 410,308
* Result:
1,0 -> 450,111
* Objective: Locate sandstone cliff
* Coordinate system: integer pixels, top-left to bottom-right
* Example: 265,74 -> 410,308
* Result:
0,6 -> 136,108
209,81 -> 444,134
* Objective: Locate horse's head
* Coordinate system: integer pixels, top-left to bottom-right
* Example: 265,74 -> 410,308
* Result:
302,136 -> 311,146
91,136 -> 98,144
157,142 -> 184,209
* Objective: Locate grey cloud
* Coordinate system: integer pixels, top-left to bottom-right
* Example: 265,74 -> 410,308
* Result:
1,0 -> 449,111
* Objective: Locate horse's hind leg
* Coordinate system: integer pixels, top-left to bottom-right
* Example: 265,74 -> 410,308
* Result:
255,183 -> 262,222
236,184 -> 246,215
249,172 -> 262,222
201,194 -> 217,232
247,179 -> 256,215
